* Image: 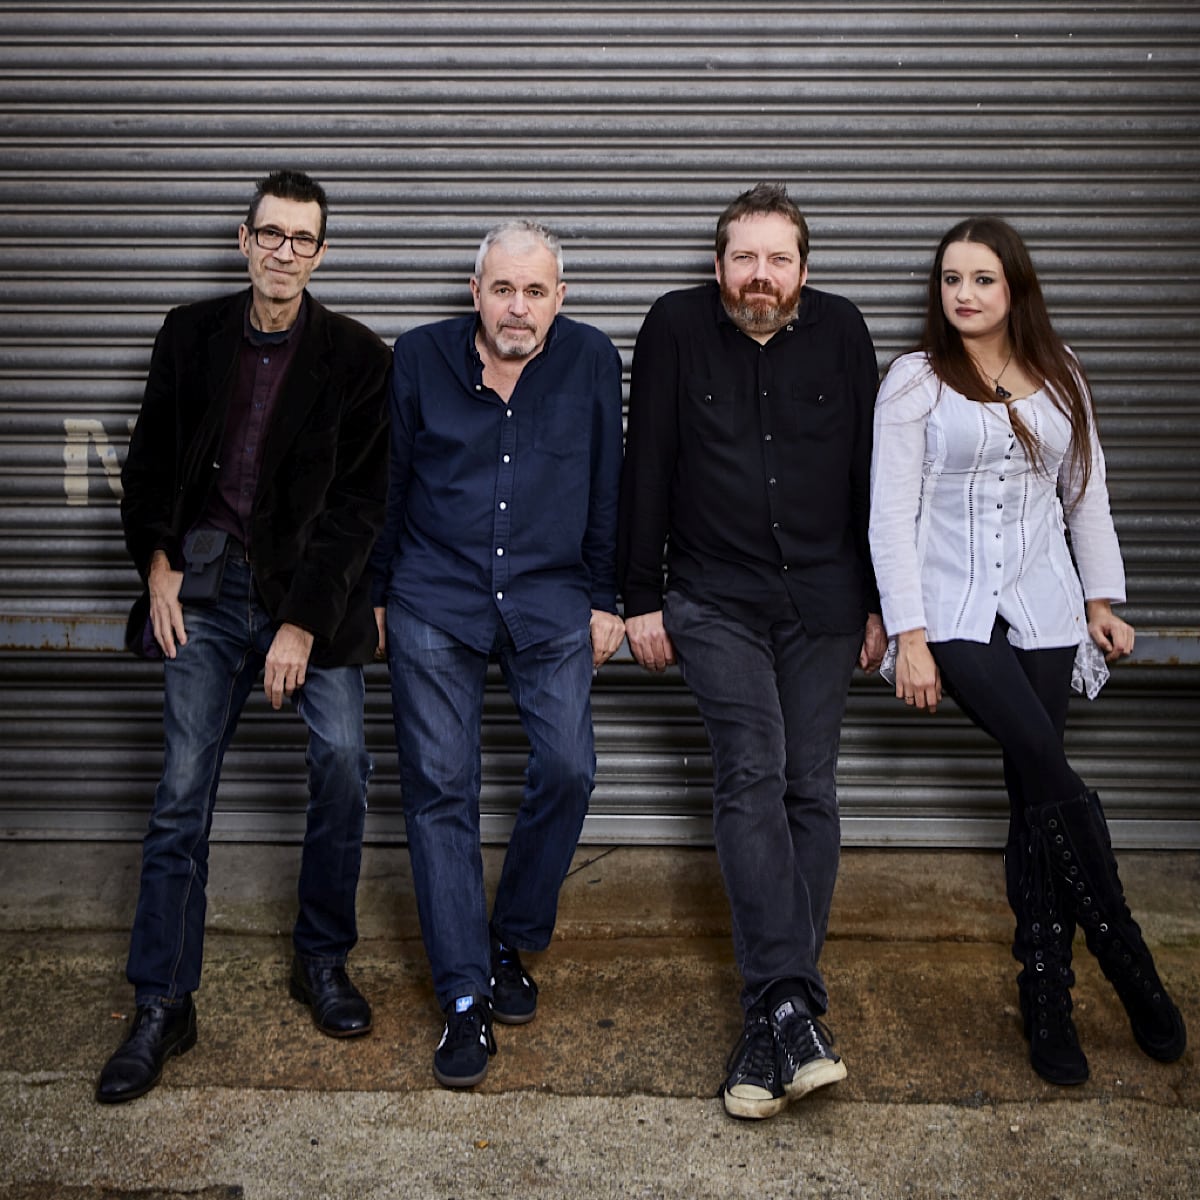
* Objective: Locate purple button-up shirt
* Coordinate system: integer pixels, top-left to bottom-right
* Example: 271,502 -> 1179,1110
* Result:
199,297 -> 308,552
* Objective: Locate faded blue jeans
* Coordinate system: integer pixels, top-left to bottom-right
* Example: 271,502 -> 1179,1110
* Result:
664,590 -> 861,1016
126,550 -> 371,1008
386,605 -> 595,1011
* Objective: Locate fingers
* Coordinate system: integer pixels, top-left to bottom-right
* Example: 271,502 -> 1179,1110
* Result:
263,624 -> 315,710
896,676 -> 941,713
149,588 -> 186,658
629,631 -> 675,672
373,605 -> 387,662
589,611 -> 626,668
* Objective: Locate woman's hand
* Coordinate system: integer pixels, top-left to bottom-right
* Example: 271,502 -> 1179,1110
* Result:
1086,599 -> 1135,663
895,628 -> 942,712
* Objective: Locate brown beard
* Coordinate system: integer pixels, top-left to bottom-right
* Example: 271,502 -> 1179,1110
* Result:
719,277 -> 802,336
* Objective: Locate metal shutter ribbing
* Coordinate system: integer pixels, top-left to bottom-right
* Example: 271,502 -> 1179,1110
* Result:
1,2 -> 1197,846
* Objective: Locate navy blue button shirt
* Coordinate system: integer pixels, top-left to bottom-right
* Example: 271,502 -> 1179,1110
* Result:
370,312 -> 624,653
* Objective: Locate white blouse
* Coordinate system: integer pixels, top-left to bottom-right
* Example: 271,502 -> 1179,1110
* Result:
869,352 -> 1126,697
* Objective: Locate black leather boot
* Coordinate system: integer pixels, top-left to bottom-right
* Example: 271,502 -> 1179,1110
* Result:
95,996 -> 197,1104
289,956 -> 372,1037
1032,792 -> 1186,1063
1008,825 -> 1088,1085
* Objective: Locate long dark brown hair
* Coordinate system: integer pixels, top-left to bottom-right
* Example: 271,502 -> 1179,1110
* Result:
921,216 -> 1094,498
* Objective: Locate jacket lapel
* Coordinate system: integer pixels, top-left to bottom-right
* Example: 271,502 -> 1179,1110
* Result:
180,294 -> 244,483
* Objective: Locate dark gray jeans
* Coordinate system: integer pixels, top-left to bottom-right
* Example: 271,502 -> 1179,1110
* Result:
664,590 -> 860,1016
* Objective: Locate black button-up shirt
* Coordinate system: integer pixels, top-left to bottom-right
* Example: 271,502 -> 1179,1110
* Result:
370,313 -> 624,653
618,282 -> 879,634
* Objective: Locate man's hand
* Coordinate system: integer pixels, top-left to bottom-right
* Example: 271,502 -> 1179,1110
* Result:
264,622 -> 315,710
373,605 -> 387,661
1086,599 -> 1135,663
859,612 -> 886,673
147,549 -> 187,659
895,627 -> 942,712
590,609 -> 626,669
626,610 -> 676,673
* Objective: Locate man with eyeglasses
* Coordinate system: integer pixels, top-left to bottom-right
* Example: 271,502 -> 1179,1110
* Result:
96,169 -> 391,1104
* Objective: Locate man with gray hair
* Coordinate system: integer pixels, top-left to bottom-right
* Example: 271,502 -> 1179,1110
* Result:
370,220 -> 625,1088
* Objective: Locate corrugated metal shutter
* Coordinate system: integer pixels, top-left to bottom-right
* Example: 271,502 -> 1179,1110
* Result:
1,2 -> 1197,847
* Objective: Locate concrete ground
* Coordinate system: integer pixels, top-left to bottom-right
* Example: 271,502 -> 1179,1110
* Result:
0,840 -> 1196,1199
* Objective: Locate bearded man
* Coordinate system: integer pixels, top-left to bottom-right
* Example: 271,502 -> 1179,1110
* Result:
617,183 -> 885,1120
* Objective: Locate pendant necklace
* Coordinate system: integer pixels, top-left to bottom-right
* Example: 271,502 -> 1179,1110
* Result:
991,349 -> 1014,400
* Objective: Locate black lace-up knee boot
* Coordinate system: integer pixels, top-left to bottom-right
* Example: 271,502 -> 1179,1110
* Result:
1007,823 -> 1088,1085
1031,792 -> 1186,1063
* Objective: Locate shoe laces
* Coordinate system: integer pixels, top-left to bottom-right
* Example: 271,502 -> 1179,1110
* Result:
726,1013 -> 776,1082
441,1003 -> 496,1056
775,1007 -> 838,1064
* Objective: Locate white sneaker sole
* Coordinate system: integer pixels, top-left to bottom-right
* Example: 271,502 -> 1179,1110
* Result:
784,1055 -> 847,1100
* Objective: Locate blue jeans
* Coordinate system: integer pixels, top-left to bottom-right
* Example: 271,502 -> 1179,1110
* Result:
126,550 -> 371,1007
386,605 -> 595,1011
664,590 -> 861,1016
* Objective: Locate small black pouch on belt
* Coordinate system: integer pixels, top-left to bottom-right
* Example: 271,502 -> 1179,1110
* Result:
178,528 -> 229,604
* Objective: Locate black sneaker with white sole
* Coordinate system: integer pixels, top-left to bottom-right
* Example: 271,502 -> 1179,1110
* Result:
722,1008 -> 787,1120
768,996 -> 847,1100
432,995 -> 496,1088
490,934 -> 538,1025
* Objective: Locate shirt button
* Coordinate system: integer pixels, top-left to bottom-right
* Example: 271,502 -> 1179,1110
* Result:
505,409 -> 512,418
999,475 -> 1006,481
475,384 -> 482,392
499,501 -> 507,511
772,522 -> 780,530
769,477 -> 777,486
496,547 -> 504,557
262,357 -> 269,364
502,454 -> 511,463
764,433 -> 773,442
995,562 -> 1002,568
993,590 -> 999,596
997,503 -> 1003,509
782,564 -> 789,572
496,591 -> 503,601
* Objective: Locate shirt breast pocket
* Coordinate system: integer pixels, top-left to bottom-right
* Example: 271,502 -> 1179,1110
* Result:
685,376 -> 739,440
782,380 -> 843,441
533,392 -> 590,460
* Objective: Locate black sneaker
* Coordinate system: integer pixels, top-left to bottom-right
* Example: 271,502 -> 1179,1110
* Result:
768,996 -> 847,1100
432,995 -> 496,1088
490,934 -> 538,1025
722,1009 -> 787,1120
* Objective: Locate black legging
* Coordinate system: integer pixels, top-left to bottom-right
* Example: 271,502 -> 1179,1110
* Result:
929,618 -> 1085,815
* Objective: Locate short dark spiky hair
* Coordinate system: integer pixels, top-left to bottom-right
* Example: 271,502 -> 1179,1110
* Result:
246,169 -> 329,242
715,182 -> 809,263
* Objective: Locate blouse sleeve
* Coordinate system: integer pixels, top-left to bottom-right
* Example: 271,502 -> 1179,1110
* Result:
1059,399 -> 1127,604
869,355 -> 938,637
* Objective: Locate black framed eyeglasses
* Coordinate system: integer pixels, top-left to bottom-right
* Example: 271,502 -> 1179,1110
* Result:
249,225 -> 323,258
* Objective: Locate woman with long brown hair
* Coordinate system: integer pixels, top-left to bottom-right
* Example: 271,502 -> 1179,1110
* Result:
869,217 -> 1185,1085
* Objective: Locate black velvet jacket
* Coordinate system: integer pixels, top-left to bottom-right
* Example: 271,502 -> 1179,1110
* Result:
120,288 -> 391,667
